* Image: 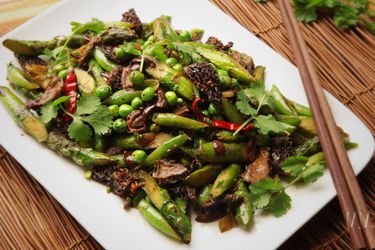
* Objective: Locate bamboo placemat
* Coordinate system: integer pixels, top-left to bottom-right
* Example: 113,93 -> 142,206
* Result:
0,0 -> 374,249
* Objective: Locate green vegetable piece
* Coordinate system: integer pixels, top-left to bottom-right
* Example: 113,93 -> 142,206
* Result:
298,117 -> 317,136
201,109 -> 210,117
108,104 -> 119,117
252,65 -> 266,82
113,118 -> 127,133
179,30 -> 192,41
139,170 -> 167,209
306,152 -> 324,167
149,123 -> 161,133
189,29 -> 204,41
196,47 -> 254,84
95,85 -> 111,100
160,201 -> 192,243
58,69 -> 68,80
152,113 -> 208,130
88,59 -> 108,86
275,115 -> 301,126
173,63 -> 183,72
208,103 -> 220,115
287,99 -> 312,117
131,96 -> 143,109
132,79 -> 160,91
270,85 -> 294,115
175,198 -> 187,214
144,56 -> 195,100
47,132 -> 124,167
130,71 -> 145,85
182,142 -> 249,163
118,104 -> 133,118
110,133 -> 158,150
141,87 -> 155,102
234,180 -> 253,228
165,57 -> 178,66
93,47 -> 116,71
165,91 -> 177,106
74,68 -> 96,95
3,39 -> 55,56
103,89 -> 142,105
215,130 -> 246,142
198,184 -> 213,205
211,164 -> 241,198
94,134 -> 107,152
186,165 -> 222,187
132,150 -> 147,164
7,63 -> 39,90
143,134 -> 189,167
153,16 -> 180,42
115,47 -> 127,59
138,199 -> 181,241
0,86 -> 48,142
221,96 -> 244,124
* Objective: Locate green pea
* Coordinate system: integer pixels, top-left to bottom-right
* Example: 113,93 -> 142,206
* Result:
150,123 -> 161,133
173,63 -> 183,72
141,87 -> 155,102
208,103 -> 219,115
108,104 -> 119,117
95,85 -> 112,100
130,71 -> 145,85
131,96 -> 143,109
119,104 -> 133,118
165,57 -> 178,67
165,91 -> 177,106
202,109 -> 210,117
179,30 -> 191,41
115,47 -> 126,59
58,69 -> 68,80
132,150 -> 147,164
176,98 -> 184,106
113,118 -> 127,133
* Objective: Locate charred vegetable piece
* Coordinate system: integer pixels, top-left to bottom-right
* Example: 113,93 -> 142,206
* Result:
252,65 -> 265,82
182,142 -> 251,163
196,47 -> 254,84
211,164 -> 241,198
234,181 -> 253,228
0,86 -> 48,142
198,184 -> 213,205
74,68 -> 96,94
138,199 -> 181,241
298,117 -> 317,136
7,63 -> 39,90
88,59 -> 108,86
152,113 -> 208,130
218,214 -> 237,233
47,132 -> 124,167
3,39 -> 55,56
221,96 -> 244,124
186,165 -> 222,187
103,89 -> 142,105
143,134 -> 189,167
144,56 -> 195,100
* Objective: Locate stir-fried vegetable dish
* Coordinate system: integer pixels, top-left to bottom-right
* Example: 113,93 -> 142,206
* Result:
0,9 -> 357,243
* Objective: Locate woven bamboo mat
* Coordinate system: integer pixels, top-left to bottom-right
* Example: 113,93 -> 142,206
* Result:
0,0 -> 374,249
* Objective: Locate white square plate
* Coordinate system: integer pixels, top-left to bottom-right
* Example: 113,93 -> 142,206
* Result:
0,0 -> 374,249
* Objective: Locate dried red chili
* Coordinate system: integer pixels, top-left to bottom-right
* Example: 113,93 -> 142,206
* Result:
63,71 -> 78,120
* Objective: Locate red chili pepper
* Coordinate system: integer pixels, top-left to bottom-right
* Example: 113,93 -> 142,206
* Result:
63,71 -> 78,121
192,98 -> 253,132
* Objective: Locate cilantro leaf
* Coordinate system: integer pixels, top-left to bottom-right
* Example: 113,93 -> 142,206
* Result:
249,179 -> 284,209
268,190 -> 291,217
254,115 -> 288,135
281,156 -> 308,177
67,117 -> 92,143
236,90 -> 257,116
40,96 -> 70,124
301,162 -> 325,183
83,106 -> 113,135
76,94 -> 101,116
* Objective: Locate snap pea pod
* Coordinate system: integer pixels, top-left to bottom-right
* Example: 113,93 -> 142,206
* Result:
7,63 -> 39,90
138,199 -> 181,241
10,83 -> 42,100
152,113 -> 208,130
140,171 -> 192,243
181,142 -> 250,163
103,89 -> 142,105
221,96 -> 244,124
196,47 -> 254,84
145,56 -> 195,100
275,115 -> 301,126
211,164 -> 241,198
270,85 -> 294,115
252,65 -> 265,82
93,47 -> 117,71
185,165 -> 222,187
88,59 -> 108,86
143,134 -> 190,167
234,180 -> 253,228
175,198 -> 188,214
153,16 -> 180,42
47,132 -> 124,167
0,86 -> 48,142
287,99 -> 312,117
198,184 -> 213,205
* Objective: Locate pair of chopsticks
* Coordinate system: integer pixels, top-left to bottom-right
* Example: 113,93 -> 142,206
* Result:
277,0 -> 375,249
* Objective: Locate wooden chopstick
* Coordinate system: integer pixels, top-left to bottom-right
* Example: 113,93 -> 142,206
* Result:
277,0 -> 375,249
